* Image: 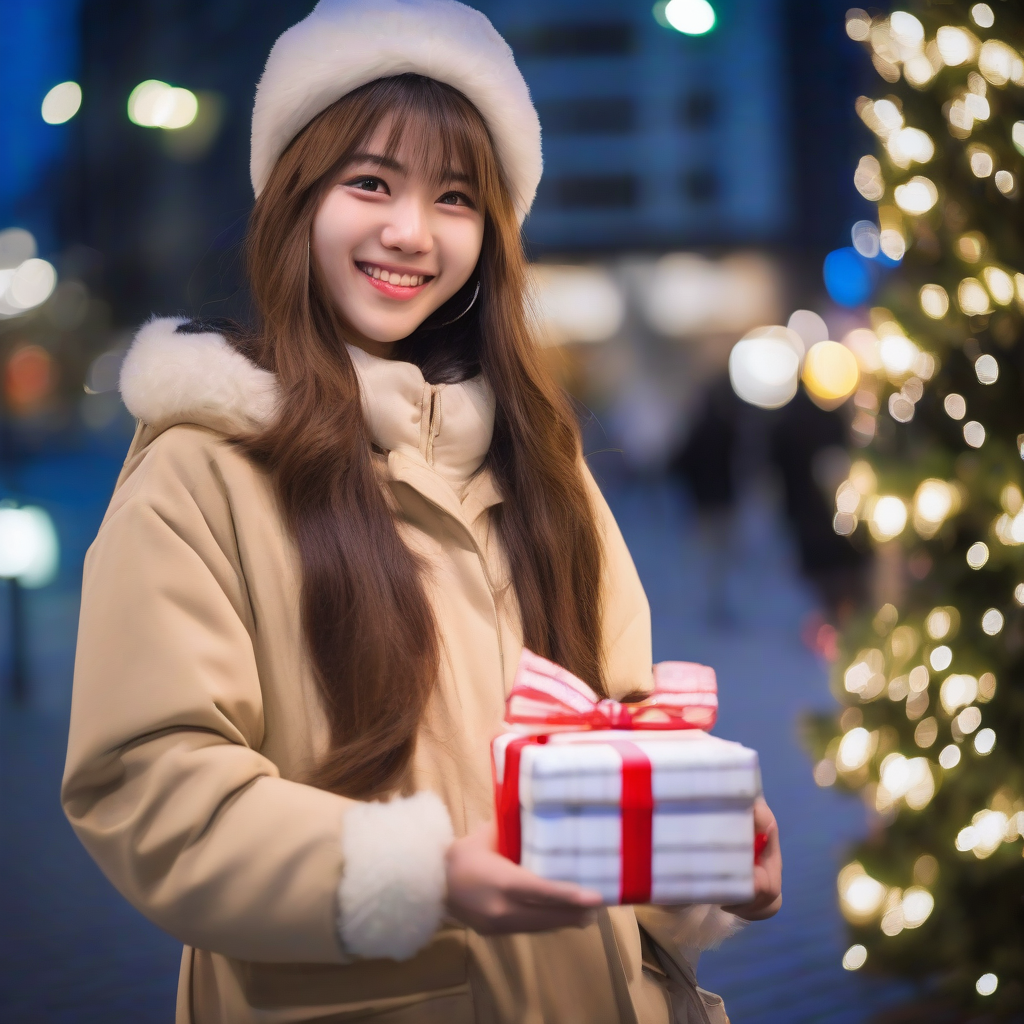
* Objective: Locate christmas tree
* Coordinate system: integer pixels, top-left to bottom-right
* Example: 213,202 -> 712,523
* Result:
806,2 -> 1024,1016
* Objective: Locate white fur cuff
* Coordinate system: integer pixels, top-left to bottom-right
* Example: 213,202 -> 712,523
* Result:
337,791 -> 454,961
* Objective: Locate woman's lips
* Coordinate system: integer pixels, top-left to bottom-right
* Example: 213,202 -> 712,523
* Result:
356,261 -> 433,300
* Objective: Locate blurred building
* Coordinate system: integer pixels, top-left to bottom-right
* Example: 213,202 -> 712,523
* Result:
0,0 -> 874,611
478,0 -> 789,250
17,0 -> 871,323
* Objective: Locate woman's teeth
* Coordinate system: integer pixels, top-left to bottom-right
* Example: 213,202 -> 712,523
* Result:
361,264 -> 427,287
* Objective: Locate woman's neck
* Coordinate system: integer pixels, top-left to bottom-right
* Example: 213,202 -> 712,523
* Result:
346,334 -> 396,361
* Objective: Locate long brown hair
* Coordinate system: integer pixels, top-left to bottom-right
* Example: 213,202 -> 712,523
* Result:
239,75 -> 604,798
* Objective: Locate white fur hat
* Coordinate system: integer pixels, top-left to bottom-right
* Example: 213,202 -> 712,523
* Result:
251,0 -> 542,222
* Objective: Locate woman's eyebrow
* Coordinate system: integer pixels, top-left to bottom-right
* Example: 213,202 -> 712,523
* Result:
345,152 -> 405,172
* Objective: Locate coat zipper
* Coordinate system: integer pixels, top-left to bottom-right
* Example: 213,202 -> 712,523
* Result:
419,383 -> 505,691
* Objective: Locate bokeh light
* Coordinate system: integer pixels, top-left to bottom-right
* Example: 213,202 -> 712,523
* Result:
0,247 -> 58,318
888,127 -> 934,167
128,80 -> 199,129
824,248 -> 874,306
869,495 -> 907,540
919,284 -> 949,318
966,540 -> 989,567
982,266 -> 1014,306
974,728 -> 995,754
937,26 -> 977,67
41,81 -> 82,124
914,479 -> 955,536
850,220 -> 880,257
939,744 -> 961,769
976,973 -> 998,996
838,862 -> 886,922
842,944 -> 867,971
660,0 -> 716,35
894,176 -> 938,214
854,155 -> 885,201
979,40 -> 1023,87
845,9 -> 871,42
5,345 -> 56,410
963,420 -> 986,448
530,265 -> 625,346
970,4 -> 994,29
944,393 -> 966,419
889,11 -> 924,47
974,354 -> 999,384
802,341 -> 859,408
0,506 -> 59,587
728,326 -> 803,410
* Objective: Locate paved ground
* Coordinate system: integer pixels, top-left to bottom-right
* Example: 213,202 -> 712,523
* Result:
0,449 -> 910,1022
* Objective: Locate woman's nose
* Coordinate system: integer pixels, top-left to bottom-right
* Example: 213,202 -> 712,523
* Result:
380,196 -> 433,254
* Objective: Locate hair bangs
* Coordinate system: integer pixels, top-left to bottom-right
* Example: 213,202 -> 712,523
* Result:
365,75 -> 498,206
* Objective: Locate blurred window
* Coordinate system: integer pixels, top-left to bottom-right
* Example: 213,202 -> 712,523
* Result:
546,174 -> 639,209
509,22 -> 636,57
680,168 -> 719,205
537,97 -> 636,135
677,90 -> 718,130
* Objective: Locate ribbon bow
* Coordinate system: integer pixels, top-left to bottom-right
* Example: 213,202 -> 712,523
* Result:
505,649 -> 718,732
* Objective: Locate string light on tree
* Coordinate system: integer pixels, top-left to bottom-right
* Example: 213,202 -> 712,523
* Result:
808,3 -> 1024,1011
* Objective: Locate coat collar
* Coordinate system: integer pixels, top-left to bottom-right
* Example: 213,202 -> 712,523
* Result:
119,317 -> 499,508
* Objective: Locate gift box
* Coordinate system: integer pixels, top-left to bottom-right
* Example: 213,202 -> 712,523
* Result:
493,650 -> 761,906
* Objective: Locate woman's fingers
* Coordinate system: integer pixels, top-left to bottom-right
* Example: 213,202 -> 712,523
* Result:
722,797 -> 783,920
503,867 -> 603,908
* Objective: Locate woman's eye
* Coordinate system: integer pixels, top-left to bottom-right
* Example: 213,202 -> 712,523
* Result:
438,191 -> 474,208
346,176 -> 388,193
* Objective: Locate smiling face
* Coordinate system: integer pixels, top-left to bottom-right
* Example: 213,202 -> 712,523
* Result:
311,122 -> 485,356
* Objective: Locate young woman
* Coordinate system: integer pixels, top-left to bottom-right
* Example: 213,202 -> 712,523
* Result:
63,2 -> 781,1021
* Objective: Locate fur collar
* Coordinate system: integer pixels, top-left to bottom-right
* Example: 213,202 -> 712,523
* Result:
120,317 -> 280,436
119,317 -> 495,495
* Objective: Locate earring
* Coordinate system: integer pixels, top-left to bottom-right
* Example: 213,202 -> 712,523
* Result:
421,280 -> 480,331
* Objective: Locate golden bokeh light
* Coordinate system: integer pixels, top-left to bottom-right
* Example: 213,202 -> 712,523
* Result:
919,283 -> 949,318
854,155 -> 885,201
936,26 -> 978,67
913,479 -> 957,537
966,539 -> 989,565
967,144 -> 995,178
869,495 -> 908,540
979,39 -> 1024,87
894,175 -> 938,214
958,277 -> 991,315
802,340 -> 859,408
838,862 -> 887,923
982,266 -> 1014,305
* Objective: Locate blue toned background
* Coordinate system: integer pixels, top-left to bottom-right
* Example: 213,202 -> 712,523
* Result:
0,1 -> 905,1021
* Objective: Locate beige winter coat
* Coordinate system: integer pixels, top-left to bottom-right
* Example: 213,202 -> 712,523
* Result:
62,318 -> 737,1024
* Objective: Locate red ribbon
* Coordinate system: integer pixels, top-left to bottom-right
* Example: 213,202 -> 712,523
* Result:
494,732 -> 654,902
607,739 -> 653,903
504,649 -> 718,733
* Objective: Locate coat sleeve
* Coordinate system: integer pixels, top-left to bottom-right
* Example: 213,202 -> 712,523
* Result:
62,431 -> 452,964
581,463 -> 653,700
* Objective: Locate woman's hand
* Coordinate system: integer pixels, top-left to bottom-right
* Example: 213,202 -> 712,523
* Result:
722,797 -> 782,921
445,824 -> 603,934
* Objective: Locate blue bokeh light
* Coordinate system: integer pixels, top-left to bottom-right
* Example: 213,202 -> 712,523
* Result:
823,247 -> 875,307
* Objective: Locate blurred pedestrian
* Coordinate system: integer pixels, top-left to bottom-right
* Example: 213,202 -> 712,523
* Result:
668,374 -> 740,625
